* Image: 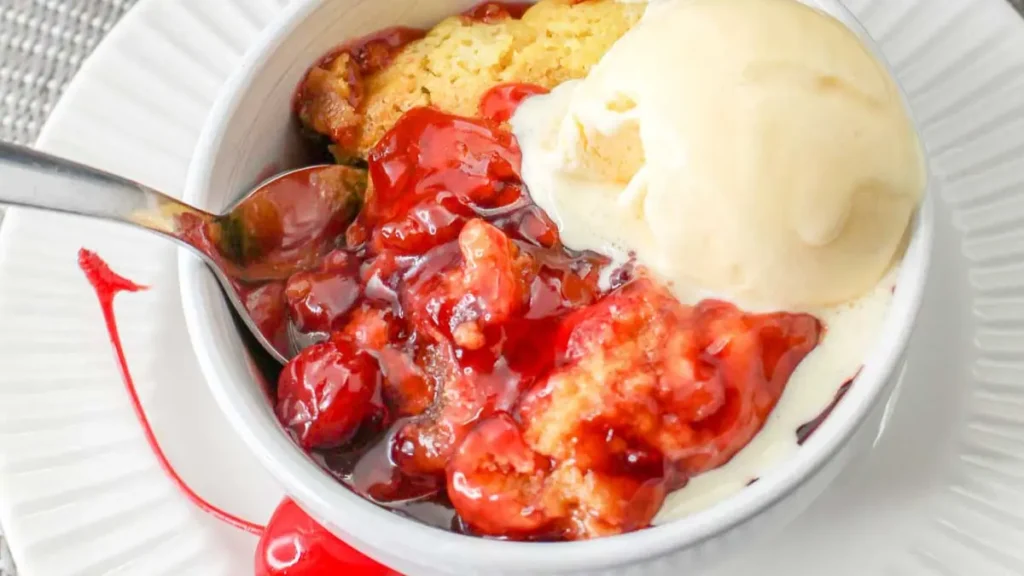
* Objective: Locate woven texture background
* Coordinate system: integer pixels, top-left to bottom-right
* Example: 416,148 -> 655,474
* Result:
0,0 -> 138,144
0,0 -> 1021,575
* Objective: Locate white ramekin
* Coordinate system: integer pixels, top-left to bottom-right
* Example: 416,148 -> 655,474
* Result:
180,1 -> 934,574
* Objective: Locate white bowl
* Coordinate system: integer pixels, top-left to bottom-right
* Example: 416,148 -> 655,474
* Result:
180,1 -> 934,574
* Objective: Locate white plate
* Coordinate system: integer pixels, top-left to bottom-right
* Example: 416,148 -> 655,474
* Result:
0,0 -> 1022,574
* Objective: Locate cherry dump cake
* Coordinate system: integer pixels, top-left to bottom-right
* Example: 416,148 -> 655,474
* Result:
214,0 -> 922,542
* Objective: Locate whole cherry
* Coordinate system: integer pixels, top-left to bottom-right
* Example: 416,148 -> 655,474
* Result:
276,335 -> 381,449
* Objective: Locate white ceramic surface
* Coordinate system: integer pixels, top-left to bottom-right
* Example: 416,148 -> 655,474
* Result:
0,0 -> 1021,574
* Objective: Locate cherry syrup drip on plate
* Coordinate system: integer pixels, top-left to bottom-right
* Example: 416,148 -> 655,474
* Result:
77,248 -> 400,576
78,249 -> 263,535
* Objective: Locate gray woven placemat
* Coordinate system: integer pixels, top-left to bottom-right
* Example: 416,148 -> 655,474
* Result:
0,0 -> 1022,575
0,0 -> 139,145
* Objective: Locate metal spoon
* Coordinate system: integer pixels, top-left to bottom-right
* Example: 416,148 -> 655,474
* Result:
0,141 -> 367,364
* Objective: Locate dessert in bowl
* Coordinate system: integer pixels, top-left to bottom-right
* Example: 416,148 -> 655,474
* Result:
181,0 -> 932,573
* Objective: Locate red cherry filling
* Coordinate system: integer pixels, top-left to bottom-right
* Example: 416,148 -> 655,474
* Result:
448,279 -> 819,539
346,107 -> 525,254
262,104 -> 821,541
284,250 -> 362,334
240,281 -> 289,353
446,413 -> 551,537
276,335 -> 381,449
479,83 -> 550,123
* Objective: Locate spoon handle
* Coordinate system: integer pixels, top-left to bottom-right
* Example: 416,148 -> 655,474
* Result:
0,142 -> 296,364
0,142 -> 211,237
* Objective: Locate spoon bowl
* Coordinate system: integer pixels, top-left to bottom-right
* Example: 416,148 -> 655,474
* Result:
0,142 -> 366,363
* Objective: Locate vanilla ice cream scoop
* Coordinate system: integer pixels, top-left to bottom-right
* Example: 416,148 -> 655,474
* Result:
511,0 -> 925,310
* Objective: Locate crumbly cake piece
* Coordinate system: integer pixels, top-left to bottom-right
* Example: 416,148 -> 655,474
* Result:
297,0 -> 645,157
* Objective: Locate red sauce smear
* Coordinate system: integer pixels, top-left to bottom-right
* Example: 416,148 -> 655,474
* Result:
479,83 -> 550,123
77,248 -> 399,575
